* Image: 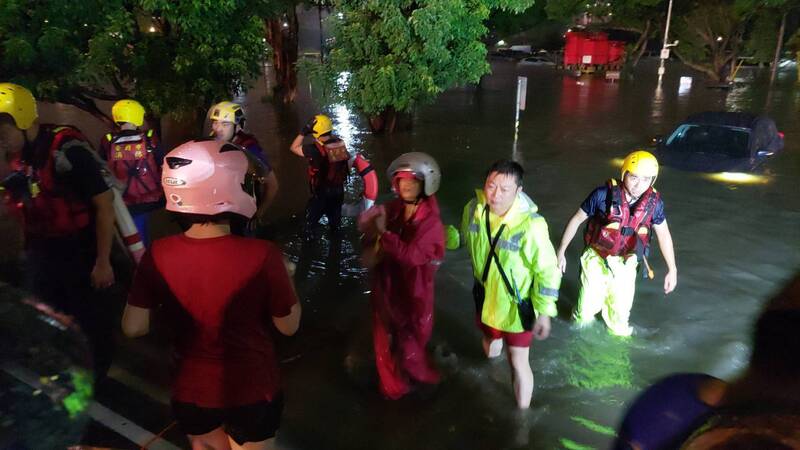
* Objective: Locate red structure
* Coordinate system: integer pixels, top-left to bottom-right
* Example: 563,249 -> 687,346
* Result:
563,31 -> 625,73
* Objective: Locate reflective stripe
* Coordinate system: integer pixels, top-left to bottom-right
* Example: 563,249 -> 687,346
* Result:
468,200 -> 478,222
113,134 -> 145,144
530,212 -> 542,219
496,239 -> 520,252
468,223 -> 479,233
539,286 -> 559,297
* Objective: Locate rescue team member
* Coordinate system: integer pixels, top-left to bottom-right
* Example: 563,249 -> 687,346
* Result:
455,160 -> 561,409
209,101 -> 279,227
122,139 -> 301,450
99,99 -> 164,247
0,83 -> 116,380
556,150 -> 677,337
289,114 -> 378,237
359,152 -> 444,399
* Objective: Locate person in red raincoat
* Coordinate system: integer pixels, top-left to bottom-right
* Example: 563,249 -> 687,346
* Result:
359,152 -> 444,399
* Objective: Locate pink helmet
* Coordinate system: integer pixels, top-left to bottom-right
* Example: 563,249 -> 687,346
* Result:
162,139 -> 260,218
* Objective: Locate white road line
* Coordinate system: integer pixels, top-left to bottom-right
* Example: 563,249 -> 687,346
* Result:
3,364 -> 180,450
87,402 -> 180,450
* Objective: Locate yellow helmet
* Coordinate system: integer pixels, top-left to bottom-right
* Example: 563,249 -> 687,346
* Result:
0,83 -> 37,130
209,101 -> 245,126
621,150 -> 659,185
312,114 -> 333,138
112,99 -> 145,127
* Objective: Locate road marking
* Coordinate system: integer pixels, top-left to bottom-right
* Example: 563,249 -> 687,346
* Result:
3,364 -> 180,450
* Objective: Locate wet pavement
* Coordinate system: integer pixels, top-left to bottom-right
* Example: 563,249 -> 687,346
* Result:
3,57 -> 800,449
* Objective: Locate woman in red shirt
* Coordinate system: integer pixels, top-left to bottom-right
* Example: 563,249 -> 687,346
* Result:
122,139 -> 301,450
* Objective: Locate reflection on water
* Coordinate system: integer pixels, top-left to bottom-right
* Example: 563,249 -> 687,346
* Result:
23,57 -> 800,449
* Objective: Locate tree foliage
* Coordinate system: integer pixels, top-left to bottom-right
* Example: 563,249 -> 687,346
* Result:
0,0 -> 272,123
306,0 -> 534,131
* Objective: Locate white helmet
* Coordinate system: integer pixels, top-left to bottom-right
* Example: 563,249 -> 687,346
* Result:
387,152 -> 441,197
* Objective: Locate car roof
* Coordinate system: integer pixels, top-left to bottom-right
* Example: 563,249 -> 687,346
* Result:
684,111 -> 766,129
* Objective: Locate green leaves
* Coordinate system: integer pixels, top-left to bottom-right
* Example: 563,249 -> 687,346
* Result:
311,0 -> 533,117
0,0 -> 272,120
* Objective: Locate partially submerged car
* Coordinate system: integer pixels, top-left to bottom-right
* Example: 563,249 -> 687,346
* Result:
517,56 -> 555,66
653,112 -> 784,172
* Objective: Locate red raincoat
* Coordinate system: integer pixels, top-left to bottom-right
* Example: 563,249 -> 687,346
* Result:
362,195 -> 444,399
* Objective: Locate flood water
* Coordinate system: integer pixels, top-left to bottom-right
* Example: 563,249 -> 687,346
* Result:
7,57 -> 800,449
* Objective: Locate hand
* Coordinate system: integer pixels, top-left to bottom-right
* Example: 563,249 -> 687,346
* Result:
532,315 -> 551,340
301,117 -> 317,136
374,208 -> 387,234
664,269 -> 677,294
91,260 -> 115,290
556,251 -> 567,273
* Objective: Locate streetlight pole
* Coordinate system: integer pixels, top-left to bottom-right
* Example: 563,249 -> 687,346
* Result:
658,0 -> 675,85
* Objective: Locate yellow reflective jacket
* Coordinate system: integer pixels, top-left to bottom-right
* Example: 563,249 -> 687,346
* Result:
461,190 -> 561,332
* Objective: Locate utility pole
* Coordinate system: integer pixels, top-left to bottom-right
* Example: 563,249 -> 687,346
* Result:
658,0 -> 675,86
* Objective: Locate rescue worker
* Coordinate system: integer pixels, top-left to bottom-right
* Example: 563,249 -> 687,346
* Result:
122,139 -> 301,450
99,99 -> 164,247
358,152 -> 444,400
0,83 -> 116,380
209,101 -> 278,226
556,150 -> 677,337
455,159 -> 561,409
289,114 -> 378,237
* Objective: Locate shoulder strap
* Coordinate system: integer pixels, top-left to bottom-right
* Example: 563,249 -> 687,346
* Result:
480,206 -> 516,300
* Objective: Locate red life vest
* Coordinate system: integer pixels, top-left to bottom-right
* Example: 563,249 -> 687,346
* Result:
583,179 -> 660,259
308,137 -> 349,192
23,126 -> 93,238
104,129 -> 163,206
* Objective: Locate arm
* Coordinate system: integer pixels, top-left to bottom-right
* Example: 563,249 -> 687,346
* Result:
265,245 -> 302,336
122,304 -> 150,337
527,219 -> 562,340
379,219 -> 444,267
273,302 -> 302,336
556,208 -> 589,273
459,199 -> 476,251
255,170 -> 279,224
289,134 -> 305,157
91,189 -> 116,289
652,220 -> 677,294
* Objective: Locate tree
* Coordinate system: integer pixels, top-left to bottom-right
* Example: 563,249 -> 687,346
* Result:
737,0 -> 800,84
546,0 -> 667,68
0,0 -> 271,126
670,0 -> 751,83
305,0 -> 535,133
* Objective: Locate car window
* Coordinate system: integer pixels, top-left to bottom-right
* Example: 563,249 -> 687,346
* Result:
666,124 -> 751,158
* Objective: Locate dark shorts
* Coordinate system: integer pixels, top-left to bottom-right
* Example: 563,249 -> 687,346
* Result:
476,316 -> 534,348
172,394 -> 284,445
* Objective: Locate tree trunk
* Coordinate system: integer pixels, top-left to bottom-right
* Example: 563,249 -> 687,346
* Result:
770,11 -> 788,85
369,107 -> 403,133
63,94 -> 115,128
630,20 -> 652,68
673,49 -> 725,82
266,7 -> 299,104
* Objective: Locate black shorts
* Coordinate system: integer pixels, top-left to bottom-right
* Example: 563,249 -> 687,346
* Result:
171,394 -> 284,445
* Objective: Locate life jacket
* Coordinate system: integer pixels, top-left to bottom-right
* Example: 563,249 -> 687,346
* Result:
308,136 -> 349,192
22,126 -> 93,239
104,129 -> 163,206
231,131 -> 269,165
583,179 -> 660,259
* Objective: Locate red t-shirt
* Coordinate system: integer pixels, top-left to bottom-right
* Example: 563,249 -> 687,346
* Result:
127,234 -> 297,408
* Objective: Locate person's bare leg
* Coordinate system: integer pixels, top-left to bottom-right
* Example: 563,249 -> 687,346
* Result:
188,427 -> 232,450
228,436 -> 277,450
508,345 -> 533,409
482,337 -> 503,358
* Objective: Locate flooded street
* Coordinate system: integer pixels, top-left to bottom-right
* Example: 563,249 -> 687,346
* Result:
7,57 -> 800,449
